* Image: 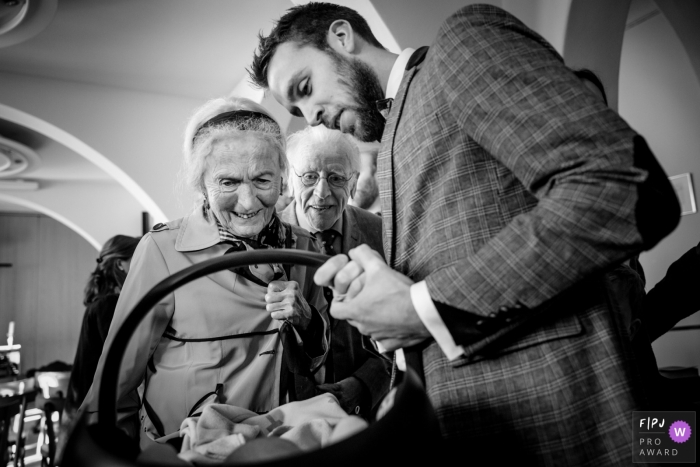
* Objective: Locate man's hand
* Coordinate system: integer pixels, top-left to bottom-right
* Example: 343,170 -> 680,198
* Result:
266,280 -> 312,330
314,244 -> 431,351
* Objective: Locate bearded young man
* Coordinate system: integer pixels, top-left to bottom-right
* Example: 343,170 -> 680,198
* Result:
249,3 -> 680,464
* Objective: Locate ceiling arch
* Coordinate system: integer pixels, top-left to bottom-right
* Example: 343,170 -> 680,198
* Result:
0,191 -> 99,250
0,102 -> 166,223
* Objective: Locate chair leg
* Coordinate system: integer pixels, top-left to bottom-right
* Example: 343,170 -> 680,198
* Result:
1,419 -> 9,465
43,403 -> 57,467
14,393 -> 28,467
41,402 -> 56,467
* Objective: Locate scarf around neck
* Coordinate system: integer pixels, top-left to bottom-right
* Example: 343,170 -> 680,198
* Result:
215,214 -> 291,286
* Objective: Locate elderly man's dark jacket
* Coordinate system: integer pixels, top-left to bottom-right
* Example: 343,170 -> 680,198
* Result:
281,201 -> 391,411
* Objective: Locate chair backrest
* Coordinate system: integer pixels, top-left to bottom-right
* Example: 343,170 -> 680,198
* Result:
0,395 -> 21,464
0,395 -> 21,419
35,372 -> 71,400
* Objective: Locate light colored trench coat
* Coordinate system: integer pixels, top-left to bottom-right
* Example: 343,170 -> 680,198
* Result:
83,208 -> 328,441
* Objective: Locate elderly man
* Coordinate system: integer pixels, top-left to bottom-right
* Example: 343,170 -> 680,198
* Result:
249,3 -> 681,464
280,125 -> 390,417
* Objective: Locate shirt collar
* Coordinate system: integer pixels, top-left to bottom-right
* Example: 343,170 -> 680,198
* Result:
385,48 -> 416,99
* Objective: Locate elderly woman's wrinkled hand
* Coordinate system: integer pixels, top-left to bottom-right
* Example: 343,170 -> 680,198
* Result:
266,280 -> 312,330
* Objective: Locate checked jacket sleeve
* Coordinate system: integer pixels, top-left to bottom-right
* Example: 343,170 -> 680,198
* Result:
421,6 -> 680,347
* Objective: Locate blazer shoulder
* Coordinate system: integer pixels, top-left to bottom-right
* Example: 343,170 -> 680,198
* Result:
436,3 -> 558,61
444,3 -> 519,29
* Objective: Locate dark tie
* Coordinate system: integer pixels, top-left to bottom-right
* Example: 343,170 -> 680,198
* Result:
316,230 -> 340,377
317,229 -> 339,257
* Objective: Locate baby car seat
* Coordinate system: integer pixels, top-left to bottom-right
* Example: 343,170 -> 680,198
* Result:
62,250 -> 442,466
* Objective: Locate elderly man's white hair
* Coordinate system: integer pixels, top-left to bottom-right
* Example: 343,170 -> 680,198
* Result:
286,125 -> 361,182
180,96 -> 286,201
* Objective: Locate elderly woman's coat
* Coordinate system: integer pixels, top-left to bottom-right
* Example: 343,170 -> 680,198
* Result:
83,208 -> 328,442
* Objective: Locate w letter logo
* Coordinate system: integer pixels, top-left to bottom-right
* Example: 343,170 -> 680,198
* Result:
669,421 -> 692,444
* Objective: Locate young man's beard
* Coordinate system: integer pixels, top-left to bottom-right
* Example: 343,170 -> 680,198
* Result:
329,50 -> 385,142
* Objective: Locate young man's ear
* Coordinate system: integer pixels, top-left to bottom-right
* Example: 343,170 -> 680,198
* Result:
328,19 -> 356,54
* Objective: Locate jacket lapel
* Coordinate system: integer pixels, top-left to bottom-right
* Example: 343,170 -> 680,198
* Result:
378,47 -> 429,268
341,207 -> 360,253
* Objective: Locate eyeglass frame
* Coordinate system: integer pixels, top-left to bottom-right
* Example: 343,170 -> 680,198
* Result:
290,167 -> 358,189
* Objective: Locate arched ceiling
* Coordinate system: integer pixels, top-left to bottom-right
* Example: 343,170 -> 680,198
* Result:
0,118 -> 110,181
1,0 -> 697,249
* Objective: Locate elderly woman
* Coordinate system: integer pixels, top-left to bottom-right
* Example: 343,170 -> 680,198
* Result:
82,97 -> 329,445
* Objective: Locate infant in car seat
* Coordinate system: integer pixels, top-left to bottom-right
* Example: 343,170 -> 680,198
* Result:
178,393 -> 368,464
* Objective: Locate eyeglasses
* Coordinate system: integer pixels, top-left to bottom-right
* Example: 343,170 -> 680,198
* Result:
291,168 -> 356,188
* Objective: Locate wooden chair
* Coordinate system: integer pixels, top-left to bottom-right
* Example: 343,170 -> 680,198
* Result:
0,378 -> 37,467
34,372 -> 71,467
0,396 -> 21,466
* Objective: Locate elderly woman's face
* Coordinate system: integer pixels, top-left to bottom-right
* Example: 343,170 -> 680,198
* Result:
203,134 -> 282,238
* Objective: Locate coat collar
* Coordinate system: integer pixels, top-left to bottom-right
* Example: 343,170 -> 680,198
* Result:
175,206 -> 221,252
377,46 -> 429,267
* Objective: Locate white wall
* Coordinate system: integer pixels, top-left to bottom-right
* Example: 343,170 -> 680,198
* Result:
0,72 -> 205,222
0,180 -> 143,248
619,9 -> 700,369
562,0 -> 631,111
0,213 -> 96,371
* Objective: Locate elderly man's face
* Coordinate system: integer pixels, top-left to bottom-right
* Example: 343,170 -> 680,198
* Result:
291,143 -> 356,231
267,42 -> 385,142
203,134 -> 281,238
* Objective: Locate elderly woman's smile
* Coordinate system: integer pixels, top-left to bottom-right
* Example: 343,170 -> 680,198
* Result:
204,134 -> 282,238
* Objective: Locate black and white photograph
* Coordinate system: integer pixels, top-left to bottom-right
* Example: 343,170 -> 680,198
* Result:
0,1 -> 698,465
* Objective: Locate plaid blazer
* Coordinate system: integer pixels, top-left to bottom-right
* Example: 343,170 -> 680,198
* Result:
377,5 -> 680,465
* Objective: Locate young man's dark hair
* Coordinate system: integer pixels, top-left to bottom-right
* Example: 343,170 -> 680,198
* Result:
249,2 -> 384,89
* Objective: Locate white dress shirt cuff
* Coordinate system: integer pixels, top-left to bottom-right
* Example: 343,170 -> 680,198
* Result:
375,341 -> 406,371
410,281 -> 464,360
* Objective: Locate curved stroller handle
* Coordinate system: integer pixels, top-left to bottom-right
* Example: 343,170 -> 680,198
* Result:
97,249 -> 329,430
